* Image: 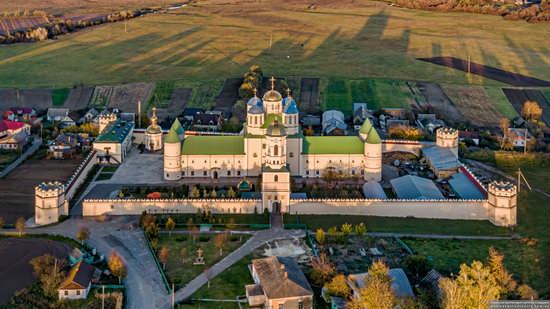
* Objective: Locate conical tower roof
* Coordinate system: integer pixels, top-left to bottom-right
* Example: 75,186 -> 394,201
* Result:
164,127 -> 181,144
170,118 -> 184,136
359,118 -> 373,134
366,126 -> 381,144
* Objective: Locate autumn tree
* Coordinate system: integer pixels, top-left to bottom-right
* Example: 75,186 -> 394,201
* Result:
165,217 -> 176,237
522,100 -> 543,121
310,253 -> 335,285
108,251 -> 127,284
388,125 -> 424,140
517,284 -> 539,300
214,233 -> 227,256
159,247 -> 170,270
15,217 -> 26,236
349,260 -> 395,309
76,227 -> 90,245
487,247 -> 516,296
186,218 -> 194,230
316,228 -> 326,245
145,222 -> 159,240
189,186 -> 200,198
140,213 -> 155,229
439,277 -> 466,309
354,223 -> 367,238
30,254 -> 67,298
303,125 -> 314,136
328,226 -> 338,238
341,223 -> 353,237
324,274 -> 351,299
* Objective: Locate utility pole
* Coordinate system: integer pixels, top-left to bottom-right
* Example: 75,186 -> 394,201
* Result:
467,53 -> 471,76
102,285 -> 105,309
171,282 -> 175,309
517,168 -> 532,193
125,19 -> 127,33
269,33 -> 273,52
138,100 -> 141,128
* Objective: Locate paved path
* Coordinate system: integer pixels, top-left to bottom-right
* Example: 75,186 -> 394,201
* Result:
0,136 -> 41,178
173,228 -> 305,302
13,217 -> 170,309
464,159 -> 550,198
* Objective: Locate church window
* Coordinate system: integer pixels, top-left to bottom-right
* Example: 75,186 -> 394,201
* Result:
306,160 -> 309,163
329,160 -> 332,163
166,173 -> 169,177
352,160 -> 355,163
254,116 -> 258,125
204,160 -> 207,163
182,171 -> 185,176
274,195 -> 278,200
262,144 -> 266,149
227,171 -> 231,176
316,170 -> 320,175
361,170 -> 364,175
192,160 -> 194,163
111,205 -> 114,209
237,171 -> 241,176
203,171 -> 207,176
191,171 -> 195,176
339,170 -> 343,175
306,170 -> 310,175
215,160 -> 217,163
351,170 -> 355,175
289,152 -> 294,158
274,175 -> 279,182
274,145 -> 279,156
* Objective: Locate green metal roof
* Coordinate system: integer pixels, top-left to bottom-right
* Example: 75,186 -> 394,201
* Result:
95,119 -> 133,143
164,127 -> 181,144
359,118 -> 373,134
366,127 -> 381,144
302,136 -> 364,154
171,118 -> 184,136
182,135 -> 245,155
261,114 -> 282,128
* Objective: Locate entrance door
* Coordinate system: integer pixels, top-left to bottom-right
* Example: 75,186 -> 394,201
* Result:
213,171 -> 218,179
272,202 -> 281,214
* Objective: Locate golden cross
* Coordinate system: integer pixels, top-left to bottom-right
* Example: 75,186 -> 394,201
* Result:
286,88 -> 291,97
270,76 -> 276,90
253,88 -> 258,97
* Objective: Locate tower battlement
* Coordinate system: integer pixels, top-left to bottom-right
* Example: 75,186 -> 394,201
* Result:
488,181 -> 517,197
436,127 -> 458,139
35,181 -> 65,197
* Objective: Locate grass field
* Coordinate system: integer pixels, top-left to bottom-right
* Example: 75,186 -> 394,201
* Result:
483,86 -> 519,119
0,1 -> 548,89
148,81 -> 175,109
403,238 -> 541,286
174,79 -> 225,110
0,151 -> 19,171
51,88 -> 70,106
156,233 -> 251,290
542,89 -> 550,104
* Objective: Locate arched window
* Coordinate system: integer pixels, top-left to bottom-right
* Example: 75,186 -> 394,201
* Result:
274,145 -> 279,156
274,175 -> 279,182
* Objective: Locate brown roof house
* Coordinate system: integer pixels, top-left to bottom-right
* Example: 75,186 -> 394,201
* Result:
58,261 -> 97,300
246,256 -> 314,309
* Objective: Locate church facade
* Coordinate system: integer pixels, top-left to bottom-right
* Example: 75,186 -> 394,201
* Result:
163,78 -> 383,212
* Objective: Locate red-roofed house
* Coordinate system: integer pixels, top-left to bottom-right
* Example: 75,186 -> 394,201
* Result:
0,120 -> 31,150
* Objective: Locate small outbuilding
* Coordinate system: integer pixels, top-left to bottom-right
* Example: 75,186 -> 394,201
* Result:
390,175 -> 444,200
58,261 -> 96,300
421,146 -> 461,178
448,172 -> 486,200
362,181 -> 387,199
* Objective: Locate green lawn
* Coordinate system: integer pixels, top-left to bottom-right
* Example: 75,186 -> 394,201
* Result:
350,79 -> 413,110
483,86 -> 519,119
403,238 -> 541,286
0,4 -> 548,88
174,79 -> 224,110
157,233 -> 251,290
0,151 -> 19,171
51,88 -> 70,106
148,80 -> 175,108
286,214 -> 511,236
180,255 -> 254,308
324,78 -> 351,115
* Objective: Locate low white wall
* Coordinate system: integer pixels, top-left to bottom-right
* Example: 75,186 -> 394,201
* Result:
65,151 -> 97,201
382,140 -> 434,155
289,199 -> 489,220
83,198 -> 262,216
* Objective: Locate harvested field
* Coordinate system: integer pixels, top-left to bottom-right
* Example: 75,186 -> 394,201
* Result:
0,238 -> 71,305
419,57 -> 550,87
441,85 -> 511,128
64,86 -> 94,110
0,89 -> 52,111
0,158 -> 83,224
0,0 -> 177,14
416,82 -> 465,126
90,86 -> 114,108
109,82 -> 154,113
0,16 -> 49,35
214,78 -> 241,114
503,88 -> 550,126
299,77 -> 320,115
157,88 -> 191,120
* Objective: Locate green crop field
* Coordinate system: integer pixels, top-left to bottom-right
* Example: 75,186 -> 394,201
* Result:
148,81 -> 175,108
484,86 -> 519,119
0,1 -> 548,89
51,88 -> 70,106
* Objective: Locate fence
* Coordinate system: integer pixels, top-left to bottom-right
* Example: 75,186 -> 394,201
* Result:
141,228 -> 172,294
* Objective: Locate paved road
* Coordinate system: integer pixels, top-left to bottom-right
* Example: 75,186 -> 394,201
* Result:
174,228 -> 305,302
464,159 -> 550,198
0,136 -> 41,178
17,217 -> 169,309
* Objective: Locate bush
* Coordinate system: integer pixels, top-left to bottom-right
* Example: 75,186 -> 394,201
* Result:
175,235 -> 187,242
199,235 -> 211,242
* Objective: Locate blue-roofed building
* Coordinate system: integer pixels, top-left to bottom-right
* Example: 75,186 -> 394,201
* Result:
449,172 -> 486,199
422,145 -> 461,178
93,117 -> 134,164
390,175 -> 445,200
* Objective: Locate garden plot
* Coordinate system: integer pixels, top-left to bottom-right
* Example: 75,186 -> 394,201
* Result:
0,89 -> 52,111
441,85 -> 506,128
63,86 -> 94,110
416,82 -> 465,126
109,82 -> 154,113
0,238 -> 70,304
156,88 -> 191,120
299,77 -> 320,115
89,86 -> 113,108
0,158 -> 83,223
503,88 -> 550,126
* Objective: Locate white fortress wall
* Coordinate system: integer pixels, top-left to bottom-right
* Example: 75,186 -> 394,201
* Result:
288,199 -> 489,220
65,151 -> 97,201
83,199 -> 262,216
382,140 -> 434,155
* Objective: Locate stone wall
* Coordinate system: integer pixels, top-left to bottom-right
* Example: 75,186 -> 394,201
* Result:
65,151 -> 97,201
82,198 -> 262,216
288,199 -> 489,220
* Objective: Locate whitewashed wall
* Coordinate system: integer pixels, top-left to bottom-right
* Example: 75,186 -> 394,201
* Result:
65,151 -> 97,201
82,198 -> 262,216
288,199 -> 489,220
382,140 -> 434,155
